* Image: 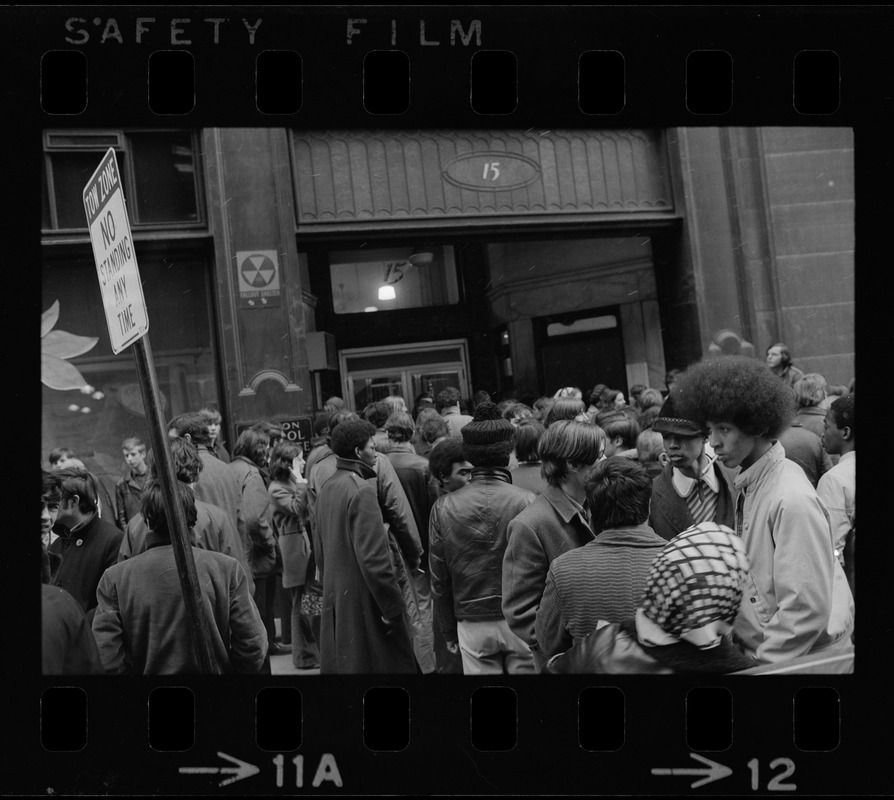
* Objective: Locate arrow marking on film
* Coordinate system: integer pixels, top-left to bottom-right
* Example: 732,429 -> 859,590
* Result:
651,752 -> 733,788
179,751 -> 260,787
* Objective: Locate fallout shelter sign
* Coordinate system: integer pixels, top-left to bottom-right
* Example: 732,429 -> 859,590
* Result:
237,250 -> 281,308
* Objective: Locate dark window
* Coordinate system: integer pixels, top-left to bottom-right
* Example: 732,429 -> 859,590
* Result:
130,131 -> 199,224
49,150 -> 129,230
43,129 -> 201,231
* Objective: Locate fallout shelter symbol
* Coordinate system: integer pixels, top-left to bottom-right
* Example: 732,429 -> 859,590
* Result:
241,253 -> 276,288
236,251 -> 281,305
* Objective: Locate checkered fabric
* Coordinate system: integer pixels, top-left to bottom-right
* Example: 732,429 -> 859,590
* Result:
640,522 -> 749,639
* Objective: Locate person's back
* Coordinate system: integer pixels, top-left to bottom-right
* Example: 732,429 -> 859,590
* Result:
545,525 -> 755,675
778,419 -> 832,488
384,413 -> 438,563
437,387 -> 473,439
534,458 -> 667,659
91,481 -> 267,675
195,445 -> 241,525
119,498 -> 245,570
431,469 -> 535,620
93,544 -> 266,674
314,421 -> 416,674
429,402 -> 536,674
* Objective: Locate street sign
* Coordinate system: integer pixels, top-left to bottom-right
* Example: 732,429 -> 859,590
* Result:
236,416 -> 315,454
82,147 -> 149,354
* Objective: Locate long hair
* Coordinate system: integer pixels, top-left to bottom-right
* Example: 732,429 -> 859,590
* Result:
233,427 -> 271,467
270,440 -> 304,483
539,420 -> 605,487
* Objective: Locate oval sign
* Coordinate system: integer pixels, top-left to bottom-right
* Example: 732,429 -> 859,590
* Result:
442,152 -> 541,191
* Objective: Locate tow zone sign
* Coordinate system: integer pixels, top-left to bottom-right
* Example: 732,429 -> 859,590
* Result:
83,148 -> 148,354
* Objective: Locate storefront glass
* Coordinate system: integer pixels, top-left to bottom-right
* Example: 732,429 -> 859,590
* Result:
41,252 -> 220,490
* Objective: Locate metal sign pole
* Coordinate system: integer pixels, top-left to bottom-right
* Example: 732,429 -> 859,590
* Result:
132,336 -> 219,675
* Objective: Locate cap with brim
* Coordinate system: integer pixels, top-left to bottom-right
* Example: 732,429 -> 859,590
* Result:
651,395 -> 707,437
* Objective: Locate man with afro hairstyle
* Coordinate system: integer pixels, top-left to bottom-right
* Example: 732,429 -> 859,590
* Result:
673,356 -> 854,666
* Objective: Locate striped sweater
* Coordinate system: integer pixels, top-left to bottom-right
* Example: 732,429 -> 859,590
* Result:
534,524 -> 667,659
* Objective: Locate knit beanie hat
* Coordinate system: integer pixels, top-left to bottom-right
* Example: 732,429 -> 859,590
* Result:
640,522 -> 749,647
652,394 -> 708,438
461,401 -> 515,467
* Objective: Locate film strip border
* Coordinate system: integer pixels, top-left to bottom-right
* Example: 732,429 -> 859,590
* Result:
10,5 -> 889,127
35,679 -> 856,794
8,4 -> 892,797
40,48 -> 842,117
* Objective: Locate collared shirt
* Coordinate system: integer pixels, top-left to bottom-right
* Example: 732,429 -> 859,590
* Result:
561,488 -> 590,530
671,455 -> 720,499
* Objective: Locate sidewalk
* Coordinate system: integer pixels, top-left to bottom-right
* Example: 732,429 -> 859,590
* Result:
269,652 -> 319,676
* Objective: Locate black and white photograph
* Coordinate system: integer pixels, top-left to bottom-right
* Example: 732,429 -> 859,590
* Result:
9,4 -> 890,796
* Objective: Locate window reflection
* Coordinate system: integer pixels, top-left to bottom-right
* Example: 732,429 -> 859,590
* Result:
330,245 -> 459,314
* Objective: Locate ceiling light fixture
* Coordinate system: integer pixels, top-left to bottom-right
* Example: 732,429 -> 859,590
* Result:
408,247 -> 434,267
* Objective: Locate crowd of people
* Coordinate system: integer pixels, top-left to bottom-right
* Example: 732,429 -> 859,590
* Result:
41,343 -> 855,676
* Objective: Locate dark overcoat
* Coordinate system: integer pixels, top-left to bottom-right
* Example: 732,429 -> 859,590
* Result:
315,458 -> 416,674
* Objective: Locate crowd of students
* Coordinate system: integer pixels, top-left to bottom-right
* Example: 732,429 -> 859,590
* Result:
40,347 -> 855,675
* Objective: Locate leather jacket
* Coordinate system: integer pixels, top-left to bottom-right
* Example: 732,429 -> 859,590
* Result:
429,467 -> 536,639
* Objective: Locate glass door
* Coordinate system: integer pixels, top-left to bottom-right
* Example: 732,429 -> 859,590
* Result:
339,340 -> 471,413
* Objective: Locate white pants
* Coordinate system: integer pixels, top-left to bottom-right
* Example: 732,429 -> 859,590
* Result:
456,619 -> 536,675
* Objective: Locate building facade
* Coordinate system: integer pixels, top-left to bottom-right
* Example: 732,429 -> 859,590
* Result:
41,126 -> 854,477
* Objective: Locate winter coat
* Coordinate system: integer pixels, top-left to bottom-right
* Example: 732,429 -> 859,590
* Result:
544,618 -> 754,674
48,514 -> 123,623
429,467 -> 536,641
114,469 -> 149,531
385,443 -> 439,569
310,451 -> 423,573
91,531 -> 267,674
535,524 -> 668,658
268,476 -> 313,589
796,405 -> 827,439
731,442 -> 854,664
229,455 -> 277,579
209,439 -> 231,464
194,446 -> 242,537
649,461 -> 735,542
441,406 -> 473,439
773,364 -> 805,390
117,497 -> 253,596
315,458 -> 416,674
778,421 -> 832,487
502,483 -> 594,651
42,584 -> 104,675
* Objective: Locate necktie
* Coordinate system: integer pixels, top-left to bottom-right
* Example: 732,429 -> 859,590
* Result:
686,478 -> 717,525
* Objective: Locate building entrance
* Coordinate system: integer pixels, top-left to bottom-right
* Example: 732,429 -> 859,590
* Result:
339,339 -> 472,412
535,308 -> 628,399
